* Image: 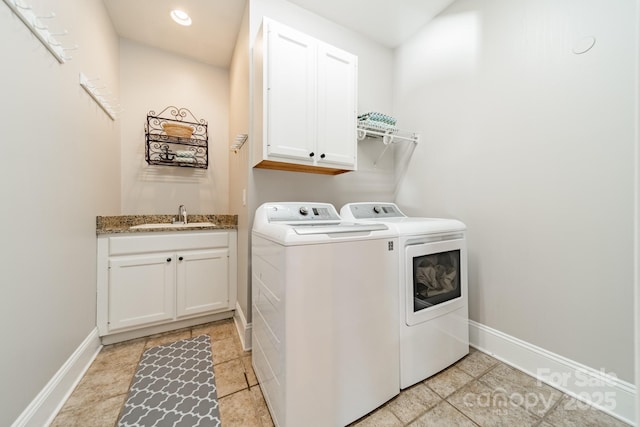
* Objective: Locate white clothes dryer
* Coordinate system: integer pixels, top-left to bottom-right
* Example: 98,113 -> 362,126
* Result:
252,202 -> 399,426
341,202 -> 469,389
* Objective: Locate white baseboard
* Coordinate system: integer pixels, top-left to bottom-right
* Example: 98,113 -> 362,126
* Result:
11,328 -> 102,427
233,302 -> 252,351
469,320 -> 636,426
101,312 -> 233,345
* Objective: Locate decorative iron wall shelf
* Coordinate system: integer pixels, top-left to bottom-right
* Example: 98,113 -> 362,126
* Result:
145,106 -> 208,169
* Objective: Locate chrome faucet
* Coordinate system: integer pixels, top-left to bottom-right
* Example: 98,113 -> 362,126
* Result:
178,204 -> 187,224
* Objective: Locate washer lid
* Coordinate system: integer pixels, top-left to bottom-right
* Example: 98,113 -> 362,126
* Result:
292,222 -> 388,235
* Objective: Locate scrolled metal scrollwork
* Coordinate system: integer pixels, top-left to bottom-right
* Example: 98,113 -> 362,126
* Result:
144,106 -> 209,169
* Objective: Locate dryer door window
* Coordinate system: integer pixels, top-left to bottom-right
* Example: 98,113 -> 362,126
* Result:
405,238 -> 467,326
413,249 -> 460,312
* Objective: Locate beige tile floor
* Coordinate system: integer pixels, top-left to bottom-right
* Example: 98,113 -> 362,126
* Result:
52,319 -> 629,427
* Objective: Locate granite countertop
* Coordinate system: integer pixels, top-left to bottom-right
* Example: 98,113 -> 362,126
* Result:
96,214 -> 237,235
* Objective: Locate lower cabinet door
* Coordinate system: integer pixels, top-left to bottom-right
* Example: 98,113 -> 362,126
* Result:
108,252 -> 176,331
176,248 -> 229,318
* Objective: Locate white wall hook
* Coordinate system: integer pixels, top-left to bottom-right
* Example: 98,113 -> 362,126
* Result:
36,11 -> 55,19
3,0 -> 72,63
79,72 -> 117,121
231,134 -> 248,153
48,29 -> 68,37
14,0 -> 31,9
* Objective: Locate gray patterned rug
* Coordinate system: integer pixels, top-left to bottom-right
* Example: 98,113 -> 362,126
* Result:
118,335 -> 221,427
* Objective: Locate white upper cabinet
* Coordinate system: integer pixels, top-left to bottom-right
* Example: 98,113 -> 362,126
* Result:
316,43 -> 358,167
264,22 -> 316,161
253,17 -> 358,175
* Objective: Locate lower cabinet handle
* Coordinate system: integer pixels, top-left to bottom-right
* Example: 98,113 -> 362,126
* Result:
179,256 -> 184,261
166,258 -> 172,262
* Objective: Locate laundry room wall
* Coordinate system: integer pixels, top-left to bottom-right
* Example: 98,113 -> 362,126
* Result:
393,0 -> 636,385
0,0 -> 120,424
119,39 -> 230,214
229,3 -> 252,344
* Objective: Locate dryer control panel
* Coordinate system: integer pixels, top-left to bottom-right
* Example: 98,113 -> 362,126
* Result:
342,203 -> 406,219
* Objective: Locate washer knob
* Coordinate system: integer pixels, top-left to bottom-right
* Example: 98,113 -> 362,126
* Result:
299,207 -> 309,216
373,206 -> 382,214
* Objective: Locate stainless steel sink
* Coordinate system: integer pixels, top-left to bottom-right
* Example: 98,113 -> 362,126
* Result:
130,222 -> 216,230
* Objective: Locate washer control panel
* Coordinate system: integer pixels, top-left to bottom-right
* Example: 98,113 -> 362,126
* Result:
266,203 -> 341,222
342,203 -> 406,219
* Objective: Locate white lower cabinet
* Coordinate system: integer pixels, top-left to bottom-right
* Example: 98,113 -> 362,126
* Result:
108,252 -> 176,331
97,231 -> 237,340
176,248 -> 229,317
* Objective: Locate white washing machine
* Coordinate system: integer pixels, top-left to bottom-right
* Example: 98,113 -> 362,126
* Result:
341,202 -> 469,389
252,202 -> 399,427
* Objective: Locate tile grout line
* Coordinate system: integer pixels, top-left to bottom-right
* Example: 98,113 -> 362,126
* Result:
537,392 -> 565,426
423,374 -> 481,427
476,361 -> 568,425
442,400 -> 482,427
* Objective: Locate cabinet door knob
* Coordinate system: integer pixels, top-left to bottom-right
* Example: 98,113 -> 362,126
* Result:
166,257 -> 172,262
178,256 -> 184,261
309,152 -> 315,157
320,153 -> 326,159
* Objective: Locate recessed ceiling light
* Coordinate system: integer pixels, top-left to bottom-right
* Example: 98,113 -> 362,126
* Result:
170,9 -> 192,26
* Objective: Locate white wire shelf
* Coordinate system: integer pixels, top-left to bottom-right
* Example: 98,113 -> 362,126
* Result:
356,125 -> 419,145
357,124 -> 419,166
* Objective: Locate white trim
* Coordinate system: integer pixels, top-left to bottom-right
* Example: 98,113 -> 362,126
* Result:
633,0 -> 640,422
11,328 -> 102,427
469,320 -> 636,426
100,311 -> 234,345
233,302 -> 252,351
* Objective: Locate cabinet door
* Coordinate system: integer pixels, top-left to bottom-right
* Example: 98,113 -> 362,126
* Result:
176,248 -> 229,318
316,43 -> 357,168
265,20 -> 317,161
108,252 -> 175,331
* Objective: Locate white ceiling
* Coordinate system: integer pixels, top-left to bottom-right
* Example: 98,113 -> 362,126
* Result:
287,0 -> 455,47
103,0 -> 247,68
103,0 -> 455,68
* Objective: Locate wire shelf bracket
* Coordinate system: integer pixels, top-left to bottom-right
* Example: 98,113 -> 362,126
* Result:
357,126 -> 420,145
357,125 -> 419,166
